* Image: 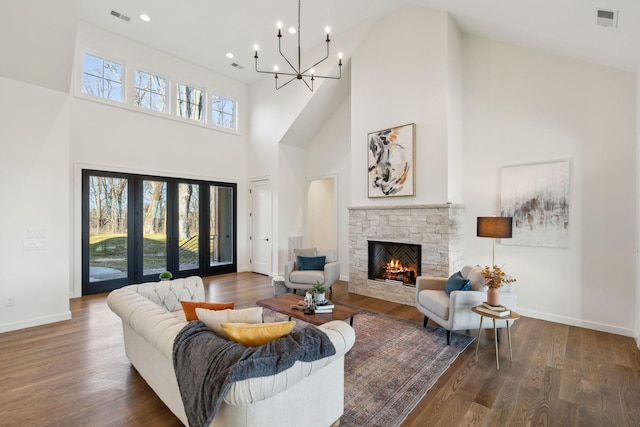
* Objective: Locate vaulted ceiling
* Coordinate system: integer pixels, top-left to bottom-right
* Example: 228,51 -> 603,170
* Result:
77,0 -> 640,85
3,1 -> 638,95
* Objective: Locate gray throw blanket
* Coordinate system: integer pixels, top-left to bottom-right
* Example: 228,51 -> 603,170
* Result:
173,320 -> 336,427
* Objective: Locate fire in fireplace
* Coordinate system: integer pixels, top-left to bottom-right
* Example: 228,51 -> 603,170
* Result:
368,241 -> 421,286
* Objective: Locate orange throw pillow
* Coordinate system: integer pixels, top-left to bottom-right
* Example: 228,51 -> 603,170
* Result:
181,301 -> 235,321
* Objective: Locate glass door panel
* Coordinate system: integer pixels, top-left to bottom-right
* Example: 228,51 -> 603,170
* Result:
210,186 -> 234,266
178,183 -> 200,271
88,175 -> 129,283
83,171 -> 236,295
142,180 -> 167,276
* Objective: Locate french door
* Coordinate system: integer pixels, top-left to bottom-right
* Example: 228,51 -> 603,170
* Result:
82,170 -> 236,295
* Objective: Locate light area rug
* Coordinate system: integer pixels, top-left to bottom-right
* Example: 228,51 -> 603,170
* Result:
264,308 -> 475,427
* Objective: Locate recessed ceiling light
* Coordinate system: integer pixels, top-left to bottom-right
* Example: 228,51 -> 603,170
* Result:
226,52 -> 234,59
288,27 -> 296,34
140,13 -> 151,22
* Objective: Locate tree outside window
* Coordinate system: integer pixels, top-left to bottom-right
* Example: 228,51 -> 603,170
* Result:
177,83 -> 204,121
82,53 -> 123,102
211,95 -> 236,130
134,70 -> 167,112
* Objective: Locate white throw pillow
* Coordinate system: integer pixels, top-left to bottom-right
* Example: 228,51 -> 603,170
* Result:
465,265 -> 488,292
196,307 -> 264,339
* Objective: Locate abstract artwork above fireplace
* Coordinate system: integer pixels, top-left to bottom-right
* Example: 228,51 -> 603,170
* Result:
367,123 -> 415,198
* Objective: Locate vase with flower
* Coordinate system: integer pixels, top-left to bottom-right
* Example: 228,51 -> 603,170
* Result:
481,265 -> 516,306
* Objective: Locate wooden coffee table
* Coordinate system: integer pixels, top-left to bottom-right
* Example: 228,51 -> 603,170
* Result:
256,293 -> 359,326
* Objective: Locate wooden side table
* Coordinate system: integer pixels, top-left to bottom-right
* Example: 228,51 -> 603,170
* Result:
471,306 -> 520,369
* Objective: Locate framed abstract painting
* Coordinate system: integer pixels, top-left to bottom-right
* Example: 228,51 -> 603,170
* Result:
367,123 -> 415,198
500,160 -> 571,248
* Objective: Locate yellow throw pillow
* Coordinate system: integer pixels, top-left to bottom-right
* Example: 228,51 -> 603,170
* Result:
181,301 -> 235,321
196,307 -> 264,338
221,321 -> 296,347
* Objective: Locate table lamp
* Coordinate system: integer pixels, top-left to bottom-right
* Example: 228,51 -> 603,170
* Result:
477,217 -> 513,266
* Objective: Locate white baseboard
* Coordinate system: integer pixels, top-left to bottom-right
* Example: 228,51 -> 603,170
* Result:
0,312 -> 72,333
517,308 -> 635,338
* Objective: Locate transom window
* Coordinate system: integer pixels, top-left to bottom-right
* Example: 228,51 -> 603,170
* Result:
134,70 -> 167,113
82,53 -> 123,102
177,83 -> 204,122
211,95 -> 237,130
78,50 -> 240,133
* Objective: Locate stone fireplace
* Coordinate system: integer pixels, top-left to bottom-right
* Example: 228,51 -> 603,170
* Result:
349,204 -> 465,305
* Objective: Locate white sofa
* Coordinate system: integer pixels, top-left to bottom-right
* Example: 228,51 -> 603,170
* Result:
107,277 -> 356,427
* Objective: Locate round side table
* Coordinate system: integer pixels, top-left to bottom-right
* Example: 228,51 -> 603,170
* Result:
471,306 -> 520,369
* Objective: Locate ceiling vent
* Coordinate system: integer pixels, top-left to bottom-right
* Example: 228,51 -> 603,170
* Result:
110,10 -> 131,22
596,8 -> 618,28
231,63 -> 245,70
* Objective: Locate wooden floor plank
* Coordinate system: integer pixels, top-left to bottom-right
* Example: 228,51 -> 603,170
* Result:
1,272 -> 638,427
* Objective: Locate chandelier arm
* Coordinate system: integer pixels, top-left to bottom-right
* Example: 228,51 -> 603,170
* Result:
301,76 -> 313,91
301,61 -> 342,80
255,57 -> 299,77
308,66 -> 342,80
256,69 -> 299,77
300,41 -> 330,76
278,34 -> 300,75
277,75 -> 298,90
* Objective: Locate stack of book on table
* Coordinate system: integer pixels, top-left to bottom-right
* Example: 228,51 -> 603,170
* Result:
476,302 -> 511,317
314,300 -> 335,314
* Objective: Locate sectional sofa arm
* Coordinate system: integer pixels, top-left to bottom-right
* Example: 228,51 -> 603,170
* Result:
223,320 -> 355,406
107,289 -> 188,358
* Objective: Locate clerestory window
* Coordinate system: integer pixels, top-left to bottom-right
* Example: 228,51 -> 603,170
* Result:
211,95 -> 237,130
176,83 -> 204,122
82,53 -> 123,102
134,70 -> 168,113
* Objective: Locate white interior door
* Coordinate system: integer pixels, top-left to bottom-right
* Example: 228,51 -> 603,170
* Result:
249,178 -> 272,275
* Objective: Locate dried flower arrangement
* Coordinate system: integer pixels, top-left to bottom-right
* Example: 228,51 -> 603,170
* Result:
481,265 -> 516,289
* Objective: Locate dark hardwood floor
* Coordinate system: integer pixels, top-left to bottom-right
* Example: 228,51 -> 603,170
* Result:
1,272 -> 638,426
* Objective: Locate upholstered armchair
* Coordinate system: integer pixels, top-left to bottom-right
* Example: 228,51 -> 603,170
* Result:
284,248 -> 340,296
415,265 -> 517,344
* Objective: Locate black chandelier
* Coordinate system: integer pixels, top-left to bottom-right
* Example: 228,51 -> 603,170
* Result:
254,0 -> 342,91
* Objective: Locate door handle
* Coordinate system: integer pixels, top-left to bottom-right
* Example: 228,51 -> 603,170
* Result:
264,238 -> 269,242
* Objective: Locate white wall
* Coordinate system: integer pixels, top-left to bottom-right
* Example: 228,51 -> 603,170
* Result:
308,178 -> 336,252
0,77 -> 72,332
70,23 -> 249,296
0,0 -> 79,93
305,97 -> 352,280
462,36 -> 637,336
351,6 -> 459,206
446,14 -> 463,203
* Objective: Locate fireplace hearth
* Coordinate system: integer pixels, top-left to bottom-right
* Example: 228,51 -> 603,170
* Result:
368,241 -> 421,286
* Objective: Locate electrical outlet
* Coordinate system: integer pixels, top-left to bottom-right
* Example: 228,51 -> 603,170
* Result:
5,296 -> 15,307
